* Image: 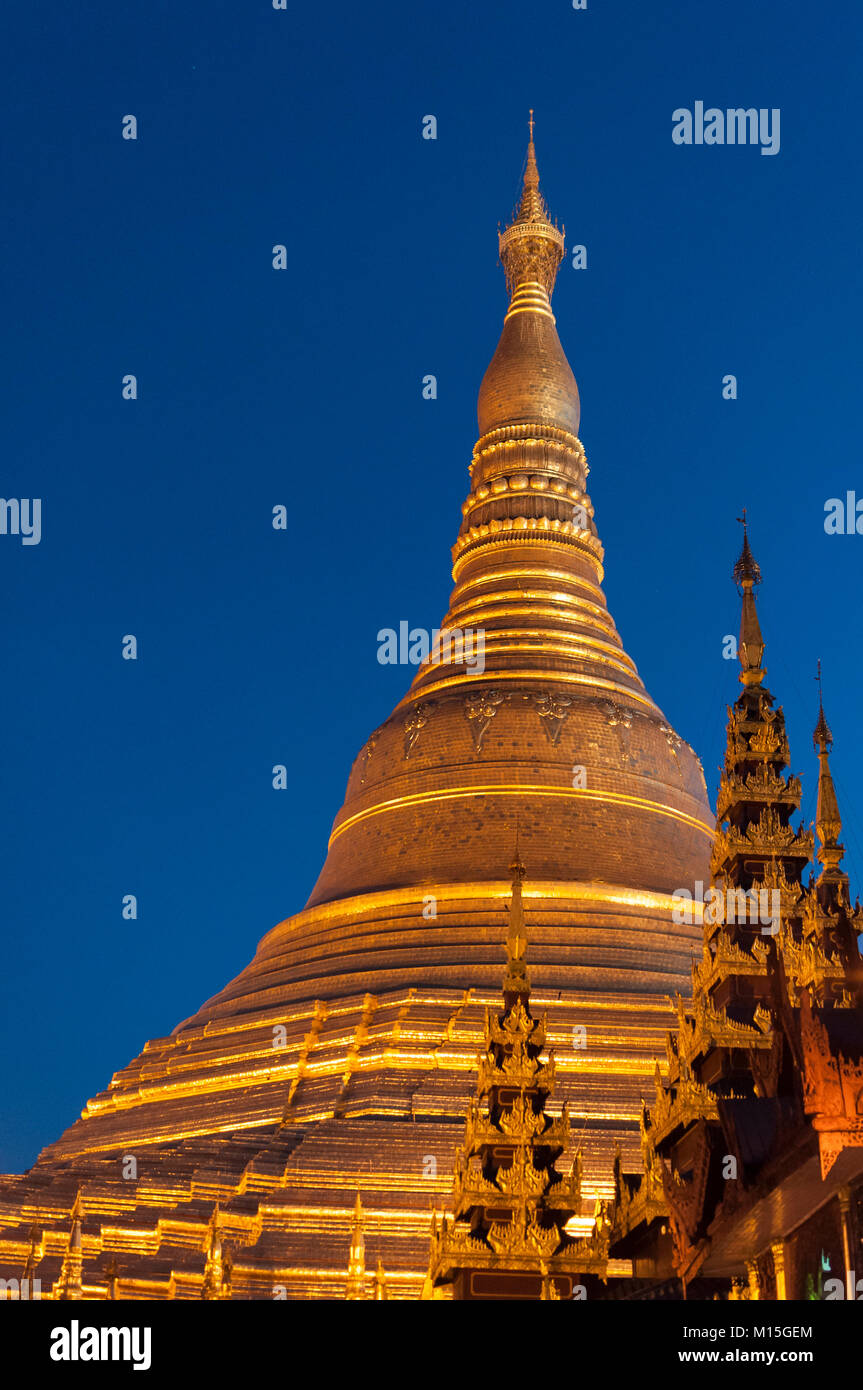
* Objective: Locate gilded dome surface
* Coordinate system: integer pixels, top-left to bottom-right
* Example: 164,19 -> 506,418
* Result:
477,305 -> 581,437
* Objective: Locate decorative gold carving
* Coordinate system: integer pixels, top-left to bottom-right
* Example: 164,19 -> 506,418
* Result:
487,1207 -> 560,1258
345,1192 -> 367,1300
716,765 -> 802,821
426,855 -> 606,1297
359,728 -> 381,784
464,690 -> 505,754
534,692 -> 572,746
799,990 -> 863,1178
403,703 -> 433,759
710,806 -> 813,876
649,1059 -> 720,1147
605,702 -> 633,763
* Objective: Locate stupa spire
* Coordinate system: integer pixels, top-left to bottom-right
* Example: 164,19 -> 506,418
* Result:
346,1192 -> 367,1299
202,1201 -> 230,1300
806,670 -> 863,983
56,1191 -> 84,1300
373,1258 -> 388,1299
514,109 -> 547,224
504,848 -> 529,996
734,510 -> 765,686
498,112 -> 565,313
813,667 -> 843,878
21,1225 -> 41,1301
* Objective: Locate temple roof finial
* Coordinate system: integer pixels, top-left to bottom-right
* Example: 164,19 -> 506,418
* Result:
346,1192 -> 367,1299
733,508 -> 762,588
814,660 -> 833,753
522,110 -> 540,206
813,668 -> 843,875
374,1258 -> 388,1299
733,513 -> 765,687
57,1191 -> 84,1300
504,849 -> 529,994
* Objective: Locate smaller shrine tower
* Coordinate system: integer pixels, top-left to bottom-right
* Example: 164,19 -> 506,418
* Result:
425,853 -> 609,1299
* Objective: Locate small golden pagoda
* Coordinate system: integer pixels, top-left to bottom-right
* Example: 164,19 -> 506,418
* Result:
426,854 -> 608,1299
345,1193 -> 367,1300
201,1204 -> 232,1300
55,1191 -> 84,1302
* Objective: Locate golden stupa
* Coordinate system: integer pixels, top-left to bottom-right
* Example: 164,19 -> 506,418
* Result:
0,121 -> 713,1299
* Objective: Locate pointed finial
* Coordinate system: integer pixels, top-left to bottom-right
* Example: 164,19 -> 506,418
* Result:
374,1258 -> 388,1299
814,661 -> 832,752
498,117 -> 565,302
732,516 -> 765,686
813,669 -> 843,877
57,1194 -> 84,1300
504,848 -> 529,993
206,1202 -> 223,1261
201,1201 -> 228,1299
68,1188 -> 84,1250
520,117 -> 542,206
346,1191 -> 367,1299
733,509 -> 762,588
22,1224 -> 40,1284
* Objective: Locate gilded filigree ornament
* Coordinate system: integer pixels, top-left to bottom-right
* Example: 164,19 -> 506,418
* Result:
359,728 -> 381,784
660,723 -> 685,784
716,765 -> 801,821
403,703 -> 433,759
464,690 -> 505,754
534,692 -> 572,746
604,701 -> 633,762
487,1207 -> 560,1258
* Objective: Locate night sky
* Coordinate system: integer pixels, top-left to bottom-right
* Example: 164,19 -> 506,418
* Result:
3,0 -> 861,1173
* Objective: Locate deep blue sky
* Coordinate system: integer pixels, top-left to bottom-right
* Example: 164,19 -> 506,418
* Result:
2,0 -> 861,1172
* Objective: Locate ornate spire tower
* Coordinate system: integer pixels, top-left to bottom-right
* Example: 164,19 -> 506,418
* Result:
55,1192 -> 84,1301
345,1193 -> 367,1300
802,674 -> 863,988
426,855 -> 608,1299
0,122 -> 715,1299
609,537 -> 863,1289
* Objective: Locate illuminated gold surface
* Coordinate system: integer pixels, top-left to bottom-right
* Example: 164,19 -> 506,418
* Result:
329,785 -> 714,846
0,125 -> 713,1299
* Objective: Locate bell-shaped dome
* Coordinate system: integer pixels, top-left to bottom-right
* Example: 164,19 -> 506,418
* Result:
478,298 -> 580,436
